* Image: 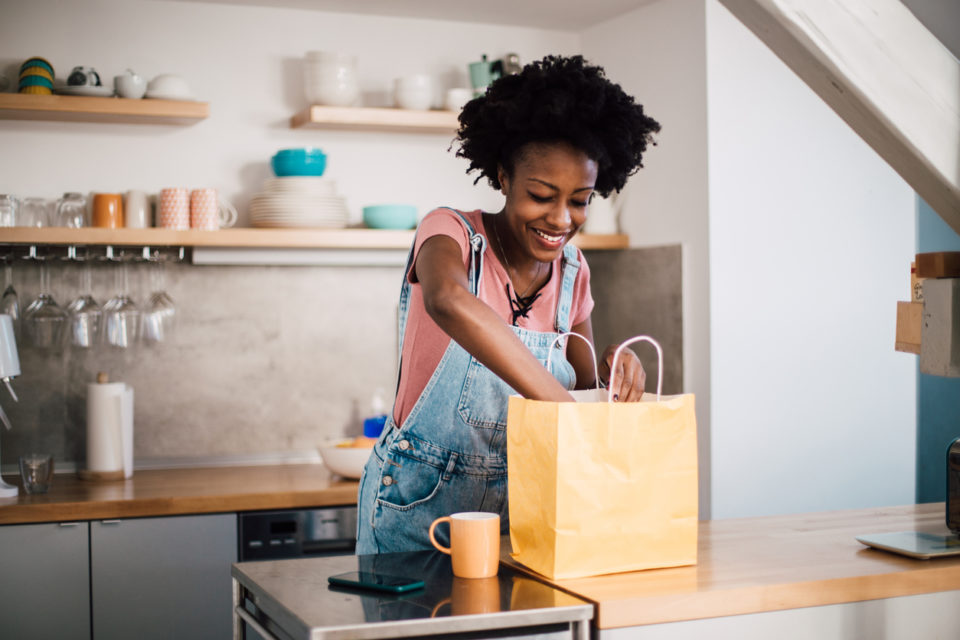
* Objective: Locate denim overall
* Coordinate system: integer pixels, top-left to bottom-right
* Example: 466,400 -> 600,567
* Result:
356,209 -> 581,554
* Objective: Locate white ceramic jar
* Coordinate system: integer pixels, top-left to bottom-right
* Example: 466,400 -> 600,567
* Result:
304,51 -> 360,107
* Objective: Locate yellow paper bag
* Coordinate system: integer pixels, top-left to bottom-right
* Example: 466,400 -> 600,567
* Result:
507,336 -> 698,580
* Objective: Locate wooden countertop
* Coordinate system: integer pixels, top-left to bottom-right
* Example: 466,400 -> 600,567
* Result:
503,503 -> 960,629
0,464 -> 359,525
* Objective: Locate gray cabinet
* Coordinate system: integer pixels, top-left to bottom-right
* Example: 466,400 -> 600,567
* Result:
91,513 -> 236,640
0,513 -> 236,640
0,521 -> 91,640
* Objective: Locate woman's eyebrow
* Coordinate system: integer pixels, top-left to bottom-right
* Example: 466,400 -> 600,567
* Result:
527,177 -> 595,193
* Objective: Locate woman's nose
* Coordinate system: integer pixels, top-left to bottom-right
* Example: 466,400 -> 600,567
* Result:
546,203 -> 571,228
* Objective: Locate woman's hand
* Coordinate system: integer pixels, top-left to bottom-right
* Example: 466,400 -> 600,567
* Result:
599,345 -> 646,402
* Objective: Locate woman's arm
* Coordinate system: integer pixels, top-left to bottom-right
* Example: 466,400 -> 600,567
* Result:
416,234 -> 574,402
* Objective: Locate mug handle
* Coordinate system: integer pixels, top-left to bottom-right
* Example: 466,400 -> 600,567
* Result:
217,198 -> 238,228
428,516 -> 452,554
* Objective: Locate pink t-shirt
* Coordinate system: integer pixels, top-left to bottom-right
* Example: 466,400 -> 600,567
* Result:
393,208 -> 594,427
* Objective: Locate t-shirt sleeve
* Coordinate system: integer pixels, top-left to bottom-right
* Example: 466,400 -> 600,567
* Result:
408,208 -> 472,284
571,248 -> 595,327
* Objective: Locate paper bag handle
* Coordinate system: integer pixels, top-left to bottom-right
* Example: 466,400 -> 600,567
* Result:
545,332 -> 600,391
609,335 -> 663,403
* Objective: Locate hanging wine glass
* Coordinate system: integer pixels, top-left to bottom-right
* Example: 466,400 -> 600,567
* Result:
67,250 -> 102,348
103,254 -> 140,348
142,250 -> 176,345
24,258 -> 67,350
1,258 -> 20,342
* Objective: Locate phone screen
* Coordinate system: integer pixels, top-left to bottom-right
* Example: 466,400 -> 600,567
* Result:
328,571 -> 425,593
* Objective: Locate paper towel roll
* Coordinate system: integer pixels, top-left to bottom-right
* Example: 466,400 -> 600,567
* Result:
86,381 -> 134,477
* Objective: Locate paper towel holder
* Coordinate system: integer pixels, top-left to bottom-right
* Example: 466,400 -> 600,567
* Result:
78,371 -> 133,482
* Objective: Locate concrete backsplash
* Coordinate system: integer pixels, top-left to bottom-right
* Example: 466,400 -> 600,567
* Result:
0,246 -> 681,469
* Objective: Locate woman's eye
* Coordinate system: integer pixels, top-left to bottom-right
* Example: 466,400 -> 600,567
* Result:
530,193 -> 552,203
572,200 -> 588,208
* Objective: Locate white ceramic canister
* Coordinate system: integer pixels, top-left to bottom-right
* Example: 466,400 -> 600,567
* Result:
304,51 -> 359,107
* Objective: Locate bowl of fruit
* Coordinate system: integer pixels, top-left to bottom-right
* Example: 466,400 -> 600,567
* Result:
318,436 -> 375,479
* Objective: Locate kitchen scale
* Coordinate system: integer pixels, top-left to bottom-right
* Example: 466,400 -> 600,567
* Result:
856,437 -> 960,560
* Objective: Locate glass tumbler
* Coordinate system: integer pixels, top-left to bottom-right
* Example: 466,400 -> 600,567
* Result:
0,194 -> 19,227
19,453 -> 54,494
55,192 -> 87,228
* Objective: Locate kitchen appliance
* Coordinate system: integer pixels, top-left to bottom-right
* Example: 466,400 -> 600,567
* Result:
238,506 -> 357,561
948,437 -> 960,533
0,313 -> 20,497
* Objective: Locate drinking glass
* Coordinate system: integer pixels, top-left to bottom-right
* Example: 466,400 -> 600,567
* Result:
103,258 -> 140,348
0,194 -> 19,227
142,255 -> 176,344
19,453 -> 54,494
24,260 -> 67,350
67,257 -> 102,348
55,192 -> 87,228
20,197 -> 51,228
1,260 -> 20,341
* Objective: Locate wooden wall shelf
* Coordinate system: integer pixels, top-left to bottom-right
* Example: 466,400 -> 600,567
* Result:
0,227 -> 629,251
291,105 -> 459,133
0,93 -> 209,125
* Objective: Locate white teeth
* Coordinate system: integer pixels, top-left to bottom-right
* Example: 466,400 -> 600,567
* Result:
533,229 -> 564,242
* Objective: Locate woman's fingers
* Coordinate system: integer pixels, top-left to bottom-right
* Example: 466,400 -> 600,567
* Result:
607,348 -> 646,402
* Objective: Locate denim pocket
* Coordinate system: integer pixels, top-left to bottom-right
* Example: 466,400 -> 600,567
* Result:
377,450 -> 457,512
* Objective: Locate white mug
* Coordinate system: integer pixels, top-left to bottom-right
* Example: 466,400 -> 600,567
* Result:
124,190 -> 150,228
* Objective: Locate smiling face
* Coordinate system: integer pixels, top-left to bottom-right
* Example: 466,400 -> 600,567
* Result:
497,141 -> 598,265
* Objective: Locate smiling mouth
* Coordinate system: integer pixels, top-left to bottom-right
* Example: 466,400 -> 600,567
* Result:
533,228 -> 566,243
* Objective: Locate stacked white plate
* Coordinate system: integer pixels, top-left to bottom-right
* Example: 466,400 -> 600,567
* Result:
250,177 -> 349,228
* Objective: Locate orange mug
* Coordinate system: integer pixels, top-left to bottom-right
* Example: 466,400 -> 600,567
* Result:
428,512 -> 500,579
91,193 -> 124,228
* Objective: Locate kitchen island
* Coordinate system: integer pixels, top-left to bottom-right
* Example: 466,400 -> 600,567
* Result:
231,503 -> 960,640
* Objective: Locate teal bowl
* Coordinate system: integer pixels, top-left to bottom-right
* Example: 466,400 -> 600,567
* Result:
271,148 -> 326,177
20,57 -> 54,75
19,75 -> 53,89
362,204 -> 418,230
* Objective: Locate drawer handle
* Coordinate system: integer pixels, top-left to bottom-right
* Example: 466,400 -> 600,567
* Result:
100,520 -> 122,525
59,522 -> 81,528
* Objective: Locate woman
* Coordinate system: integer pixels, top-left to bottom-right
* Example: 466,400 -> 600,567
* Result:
356,55 -> 661,554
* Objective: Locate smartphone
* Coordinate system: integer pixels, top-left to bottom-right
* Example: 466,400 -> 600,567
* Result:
327,571 -> 425,594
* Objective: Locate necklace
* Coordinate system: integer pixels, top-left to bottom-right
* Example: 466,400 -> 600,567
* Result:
493,216 -> 543,298
492,215 -> 544,325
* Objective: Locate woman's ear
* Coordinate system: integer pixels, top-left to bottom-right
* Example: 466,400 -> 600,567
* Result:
497,165 -> 509,195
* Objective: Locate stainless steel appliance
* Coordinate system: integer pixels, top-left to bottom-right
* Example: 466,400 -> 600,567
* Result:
238,506 -> 357,561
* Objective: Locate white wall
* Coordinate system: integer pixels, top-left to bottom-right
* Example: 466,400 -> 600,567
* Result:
582,0 -> 713,516
0,0 -> 580,224
706,0 -> 917,518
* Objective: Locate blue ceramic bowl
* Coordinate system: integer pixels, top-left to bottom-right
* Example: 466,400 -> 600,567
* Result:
271,148 -> 326,177
362,204 -> 418,230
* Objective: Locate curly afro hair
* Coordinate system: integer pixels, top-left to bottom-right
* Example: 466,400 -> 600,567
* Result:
455,55 -> 660,198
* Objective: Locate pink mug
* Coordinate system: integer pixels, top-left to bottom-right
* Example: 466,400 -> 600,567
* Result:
158,188 -> 189,230
190,188 -> 237,230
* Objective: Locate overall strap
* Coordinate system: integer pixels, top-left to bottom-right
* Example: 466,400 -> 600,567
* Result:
554,243 -> 581,334
396,208 -> 487,367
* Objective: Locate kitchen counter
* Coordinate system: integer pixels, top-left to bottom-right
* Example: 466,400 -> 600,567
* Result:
502,502 -> 960,632
0,464 -> 359,525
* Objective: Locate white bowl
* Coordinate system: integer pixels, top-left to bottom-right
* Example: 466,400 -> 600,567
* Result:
318,440 -> 373,479
146,74 -> 193,100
